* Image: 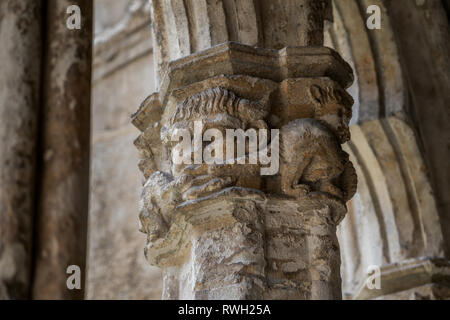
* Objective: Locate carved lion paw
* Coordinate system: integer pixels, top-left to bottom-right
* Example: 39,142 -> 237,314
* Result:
286,183 -> 311,197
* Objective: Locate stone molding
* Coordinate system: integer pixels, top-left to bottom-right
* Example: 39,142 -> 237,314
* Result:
354,257 -> 450,300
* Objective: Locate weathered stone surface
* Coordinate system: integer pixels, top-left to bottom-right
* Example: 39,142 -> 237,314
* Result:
31,0 -> 92,300
263,196 -> 344,300
157,191 -> 266,300
89,0 -> 450,301
385,0 -> 450,258
0,0 -> 42,300
354,257 -> 450,300
327,0 -> 405,125
338,117 -> 446,299
376,284 -> 450,300
278,119 -> 356,201
88,4 -> 162,299
134,0 -> 356,300
145,189 -> 345,300
94,0 -> 140,34
150,0 -> 333,86
134,52 -> 355,300
321,0 -> 450,300
87,129 -> 162,300
93,0 -> 151,82
87,0 -> 450,301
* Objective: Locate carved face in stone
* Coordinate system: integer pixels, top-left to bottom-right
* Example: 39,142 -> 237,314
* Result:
309,85 -> 353,143
160,87 -> 269,201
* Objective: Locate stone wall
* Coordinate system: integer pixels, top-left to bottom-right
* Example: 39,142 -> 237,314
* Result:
87,0 -> 162,299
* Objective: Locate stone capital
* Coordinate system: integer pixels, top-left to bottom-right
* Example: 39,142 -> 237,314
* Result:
134,0 -> 357,300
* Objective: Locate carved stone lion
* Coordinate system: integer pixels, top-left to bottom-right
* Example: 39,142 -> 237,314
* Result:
309,84 -> 354,143
139,87 -> 270,242
162,87 -> 269,199
280,118 -> 357,201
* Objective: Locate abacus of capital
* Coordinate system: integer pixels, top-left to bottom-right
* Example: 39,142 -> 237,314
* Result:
132,0 -> 357,300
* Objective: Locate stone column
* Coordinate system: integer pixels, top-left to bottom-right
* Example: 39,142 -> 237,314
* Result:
32,0 -> 92,299
0,0 -> 43,300
133,0 -> 356,299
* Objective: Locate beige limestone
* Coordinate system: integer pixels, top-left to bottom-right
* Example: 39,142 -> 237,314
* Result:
87,128 -> 162,299
354,257 -> 450,300
84,0 -> 450,301
86,0 -> 449,301
134,0 -> 357,300
150,0 -> 333,86
326,0 -> 450,299
87,2 -> 163,299
385,0 -> 450,258
338,117 -> 447,299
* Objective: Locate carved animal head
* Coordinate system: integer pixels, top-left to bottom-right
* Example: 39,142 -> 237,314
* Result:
162,87 -> 269,184
139,171 -> 174,242
309,85 -> 353,143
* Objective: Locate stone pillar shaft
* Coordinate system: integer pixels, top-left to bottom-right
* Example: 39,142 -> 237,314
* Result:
32,0 -> 92,300
0,0 -> 43,300
150,0 -> 332,88
134,0 -> 355,300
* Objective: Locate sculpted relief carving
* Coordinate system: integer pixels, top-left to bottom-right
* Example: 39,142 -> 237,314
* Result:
139,86 -> 271,244
309,84 -> 354,143
134,1 -> 357,297
138,81 -> 357,245
279,83 -> 356,201
280,119 -> 356,201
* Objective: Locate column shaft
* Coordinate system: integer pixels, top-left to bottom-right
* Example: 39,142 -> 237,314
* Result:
134,0 -> 355,300
0,0 -> 42,300
32,0 -> 92,299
